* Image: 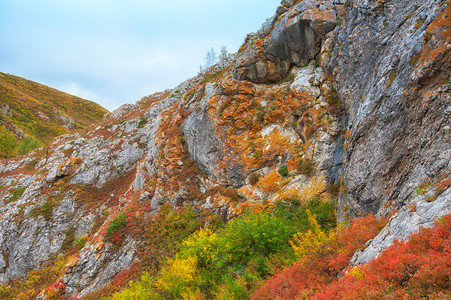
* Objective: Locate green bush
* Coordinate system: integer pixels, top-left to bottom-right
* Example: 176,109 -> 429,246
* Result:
249,173 -> 260,185
107,213 -> 127,236
274,198 -> 336,231
297,158 -> 315,176
218,212 -> 294,265
278,165 -> 290,177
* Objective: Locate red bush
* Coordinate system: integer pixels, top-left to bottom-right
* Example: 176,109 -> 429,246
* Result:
315,214 -> 451,299
252,214 -> 387,299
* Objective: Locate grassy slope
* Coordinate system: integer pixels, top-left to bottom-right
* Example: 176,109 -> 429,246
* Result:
0,72 -> 108,158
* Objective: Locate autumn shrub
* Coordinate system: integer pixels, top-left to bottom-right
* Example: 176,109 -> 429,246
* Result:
314,214 -> 451,300
290,210 -> 341,258
112,200 -> 338,299
252,214 -> 387,299
213,273 -> 250,300
110,272 -> 160,300
141,204 -> 201,272
249,173 -> 260,185
297,158 -> 315,176
218,211 -> 295,266
0,256 -> 68,300
106,213 -> 127,246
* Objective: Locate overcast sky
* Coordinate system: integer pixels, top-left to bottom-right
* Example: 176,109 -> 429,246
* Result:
0,0 -> 280,111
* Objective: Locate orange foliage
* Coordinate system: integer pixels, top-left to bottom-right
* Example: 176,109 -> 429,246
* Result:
315,214 -> 451,299
252,214 -> 387,299
256,170 -> 282,193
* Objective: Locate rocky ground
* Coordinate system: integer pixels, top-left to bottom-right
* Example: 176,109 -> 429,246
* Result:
0,0 -> 449,298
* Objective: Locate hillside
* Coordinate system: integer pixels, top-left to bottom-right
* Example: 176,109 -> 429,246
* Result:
0,72 -> 108,158
0,0 -> 450,299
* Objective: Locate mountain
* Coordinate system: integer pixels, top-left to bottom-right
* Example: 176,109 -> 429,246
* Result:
0,72 -> 108,158
0,0 -> 449,299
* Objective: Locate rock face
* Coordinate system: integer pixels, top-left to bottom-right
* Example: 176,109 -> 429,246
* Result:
350,188 -> 451,266
233,0 -> 337,83
325,0 -> 450,219
0,0 -> 449,298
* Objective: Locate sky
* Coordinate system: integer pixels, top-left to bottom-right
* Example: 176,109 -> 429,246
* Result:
0,0 -> 280,111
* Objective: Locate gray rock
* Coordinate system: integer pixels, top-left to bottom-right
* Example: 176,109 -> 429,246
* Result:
233,0 -> 337,83
182,85 -> 219,179
325,0 -> 451,219
64,239 -> 136,297
350,188 -> 451,266
265,12 -> 320,65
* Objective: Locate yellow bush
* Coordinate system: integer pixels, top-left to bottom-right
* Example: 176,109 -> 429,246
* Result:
112,272 -> 159,300
290,210 -> 340,259
157,256 -> 199,297
181,228 -> 219,267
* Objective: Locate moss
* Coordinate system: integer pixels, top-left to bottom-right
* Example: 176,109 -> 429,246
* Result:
278,165 -> 290,177
137,117 -> 147,128
6,187 -> 26,204
386,70 -> 397,87
249,173 -> 260,185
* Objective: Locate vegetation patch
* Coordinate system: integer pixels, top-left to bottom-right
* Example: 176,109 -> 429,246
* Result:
106,213 -> 127,246
0,255 -> 69,299
137,117 -> 147,128
277,165 -> 290,177
29,197 -> 58,221
386,69 -> 398,87
249,173 -> 260,185
297,158 -> 315,176
110,199 -> 339,299
6,186 -> 26,204
0,72 -> 107,158
0,125 -> 42,158
299,215 -> 451,299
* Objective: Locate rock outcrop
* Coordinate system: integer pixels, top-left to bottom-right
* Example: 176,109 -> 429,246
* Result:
233,0 -> 338,83
0,0 -> 449,297
325,0 -> 450,219
351,188 -> 451,266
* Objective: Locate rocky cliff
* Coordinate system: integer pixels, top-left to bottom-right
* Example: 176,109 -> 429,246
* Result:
0,0 -> 449,298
